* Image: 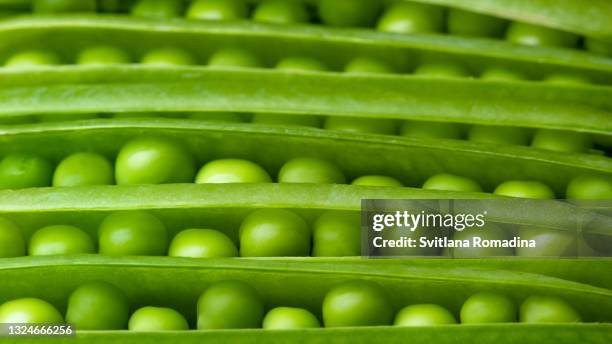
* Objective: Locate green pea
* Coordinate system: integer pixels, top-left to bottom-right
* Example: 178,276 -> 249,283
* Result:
239,209 -> 310,257
544,73 -> 590,85
115,136 -> 196,184
252,113 -> 321,127
312,211 -> 360,257
585,37 -> 612,57
400,121 -> 462,140
318,0 -> 379,27
197,281 -> 264,329
516,227 -> 577,257
253,0 -> 309,24
324,116 -> 397,135
66,281 -> 130,330
278,157 -> 346,184
263,307 -> 320,329
531,129 -> 592,153
493,180 -> 555,199
33,0 -> 96,13
129,306 -> 189,331
195,159 -> 272,184
28,225 -> 95,256
344,57 -> 395,74
0,298 -> 63,324
519,296 -> 581,323
0,153 -> 52,190
448,225 -> 513,258
187,0 -> 248,21
352,175 -> 403,187
0,217 -> 25,257
188,112 -> 248,123
506,22 -> 579,48
447,8 -> 506,37
322,280 -> 393,327
566,174 -> 612,199
208,48 -> 262,68
4,50 -> 61,68
422,173 -> 483,193
377,2 -> 444,34
169,229 -> 238,258
53,152 -> 114,187
141,48 -> 196,66
460,292 -> 516,323
276,56 -> 329,71
76,45 -> 131,65
394,304 -> 456,326
131,0 -> 183,19
98,211 -> 168,256
468,125 -> 529,146
480,67 -> 527,81
413,63 -> 471,78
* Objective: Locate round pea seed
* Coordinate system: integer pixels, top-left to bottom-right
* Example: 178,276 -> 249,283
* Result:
188,112 -> 248,123
318,0 -> 380,27
76,45 -> 131,65
253,0 -> 309,24
322,280 -> 393,327
344,57 -> 395,74
0,298 -> 63,324
141,48 -> 196,66
169,229 -> 238,258
394,304 -> 456,326
468,125 -> 529,146
422,173 -> 482,193
460,292 -> 516,323
53,152 -> 114,187
197,280 -> 264,329
33,0 -> 96,13
115,136 -> 196,185
195,159 -> 271,184
312,211 -> 360,257
4,50 -> 61,68
413,63 -> 471,78
480,67 -> 527,81
447,8 -> 506,37
129,306 -> 189,331
131,0 -> 184,19
324,117 -> 397,135
377,2 -> 444,34
494,181 -> 555,199
516,227 -> 577,257
352,175 -> 403,187
0,153 -> 52,190
239,209 -> 310,257
566,175 -> 612,199
28,225 -> 95,256
66,281 -> 130,330
278,157 -> 346,184
505,22 -> 579,48
187,0 -> 248,21
252,113 -> 321,127
519,296 -> 581,323
400,121 -> 462,140
448,224 -> 513,258
263,307 -> 320,329
208,48 -> 262,68
531,129 -> 592,153
0,217 -> 25,257
98,211 -> 168,256
276,56 -> 329,71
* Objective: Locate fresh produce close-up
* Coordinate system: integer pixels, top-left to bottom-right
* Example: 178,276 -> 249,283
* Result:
0,0 -> 611,343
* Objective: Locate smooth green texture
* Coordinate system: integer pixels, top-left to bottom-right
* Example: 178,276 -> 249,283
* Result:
207,48 -> 262,68
28,225 -> 94,256
323,280 -> 393,327
520,296 -> 581,323
312,211 -> 360,257
239,209 -> 310,257
545,73 -> 590,85
197,280 -> 264,329
253,0 -> 309,24
468,125 -> 529,146
131,0 -> 183,19
531,129 -> 592,153
351,175 -> 403,187
276,56 -> 329,71
566,174 -> 612,199
447,8 -> 506,37
344,56 -> 395,74
186,0 -> 247,21
141,48 -> 196,66
422,173 -> 483,193
0,298 -> 63,324
506,22 -> 579,48
448,225 -> 513,258
195,159 -> 272,184
278,158 -> 346,184
393,304 -> 456,326
66,281 -> 130,330
400,121 -> 462,139
98,211 -> 168,256
460,292 -> 516,323
414,63 -> 471,78
129,306 -> 189,331
3,50 -> 60,68
0,216 -> 25,257
377,2 -> 444,34
516,227 -> 577,257
263,307 -> 320,329
318,0 -> 379,27
168,229 -> 237,258
252,113 -> 321,127
586,38 -> 612,57
32,0 -> 96,13
324,116 -> 397,135
480,67 -> 526,81
0,153 -> 52,189
76,45 -> 131,65
53,152 -> 113,187
494,181 -> 555,199
188,112 -> 247,123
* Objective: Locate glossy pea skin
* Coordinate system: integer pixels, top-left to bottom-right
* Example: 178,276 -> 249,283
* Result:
115,136 -> 196,185
494,181 -> 555,199
400,121 -> 462,140
377,2 -> 444,34
312,211 -> 360,257
447,8 -> 506,38
53,152 -> 114,187
131,0 -> 184,19
169,229 -> 238,258
141,48 -> 196,66
278,157 -> 346,184
187,0 -> 248,21
98,211 -> 168,256
468,125 -> 529,146
322,280 -> 393,327
252,113 -> 321,127
460,292 -> 516,323
520,296 -> 581,323
129,307 -> 189,331
263,307 -> 320,329
207,48 -> 262,68
0,153 -> 52,190
318,0 -> 380,27
239,209 -> 310,257
393,304 -> 456,326
76,45 -> 131,65
253,0 -> 309,24
188,112 -> 248,123
197,281 -> 264,329
344,57 -> 395,74
352,175 -> 403,187
4,50 -> 61,68
566,175 -> 612,199
195,159 -> 271,184
66,281 -> 130,330
0,217 -> 25,257
531,129 -> 592,153
422,173 -> 482,193
33,0 -> 96,13
516,227 -> 576,257
0,298 -> 63,324
449,225 -> 513,258
480,67 -> 527,81
276,57 -> 329,71
28,225 -> 95,256
506,22 -> 579,48
324,117 -> 397,135
413,63 -> 470,78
